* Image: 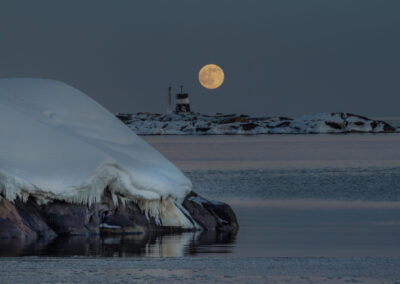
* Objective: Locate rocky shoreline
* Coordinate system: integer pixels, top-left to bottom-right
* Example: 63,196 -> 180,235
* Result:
0,190 -> 238,240
117,112 -> 398,135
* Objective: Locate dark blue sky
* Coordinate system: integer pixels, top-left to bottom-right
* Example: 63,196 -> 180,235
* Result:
1,0 -> 399,117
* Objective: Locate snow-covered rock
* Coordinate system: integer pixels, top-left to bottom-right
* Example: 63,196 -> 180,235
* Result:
0,78 -> 238,238
117,112 -> 398,135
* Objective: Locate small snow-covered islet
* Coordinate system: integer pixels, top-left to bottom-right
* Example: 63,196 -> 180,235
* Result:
0,78 -> 237,239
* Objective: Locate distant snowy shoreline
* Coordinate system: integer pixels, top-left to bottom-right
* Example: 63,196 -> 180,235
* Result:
116,112 -> 399,135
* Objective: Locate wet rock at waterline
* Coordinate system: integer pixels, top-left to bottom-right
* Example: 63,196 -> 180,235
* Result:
0,191 -> 238,240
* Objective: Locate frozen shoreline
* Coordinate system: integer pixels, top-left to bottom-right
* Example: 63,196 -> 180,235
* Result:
117,112 -> 399,135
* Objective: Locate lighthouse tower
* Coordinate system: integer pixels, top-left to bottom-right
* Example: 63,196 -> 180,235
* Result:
175,85 -> 190,113
167,85 -> 172,114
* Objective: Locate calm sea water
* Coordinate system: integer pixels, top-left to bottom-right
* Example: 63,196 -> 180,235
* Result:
1,134 -> 400,283
186,167 -> 400,202
147,134 -> 400,258
2,134 -> 399,258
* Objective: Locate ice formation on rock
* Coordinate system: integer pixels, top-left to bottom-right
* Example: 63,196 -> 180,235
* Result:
0,78 -> 193,227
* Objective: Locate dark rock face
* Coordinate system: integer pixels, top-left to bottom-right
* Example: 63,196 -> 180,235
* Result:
96,189 -> 159,235
0,197 -> 37,239
115,113 -> 132,123
0,190 -> 238,240
221,116 -> 248,124
40,201 -> 99,236
325,121 -> 346,130
182,192 -> 239,232
275,121 -> 291,128
383,122 -> 396,132
182,195 -> 218,230
14,197 -> 56,238
196,127 -> 210,132
241,123 -> 258,131
100,201 -> 158,235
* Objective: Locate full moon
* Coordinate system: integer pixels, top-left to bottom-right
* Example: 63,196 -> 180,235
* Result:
199,64 -> 224,89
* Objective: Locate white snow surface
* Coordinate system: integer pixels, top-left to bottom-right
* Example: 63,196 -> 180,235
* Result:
0,78 -> 193,227
118,112 -> 398,135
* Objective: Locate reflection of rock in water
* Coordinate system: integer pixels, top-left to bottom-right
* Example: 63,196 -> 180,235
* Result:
185,231 -> 237,255
0,191 -> 238,257
0,230 -> 237,257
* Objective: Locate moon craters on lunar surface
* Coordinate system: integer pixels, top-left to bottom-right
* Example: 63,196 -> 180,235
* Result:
199,64 -> 224,89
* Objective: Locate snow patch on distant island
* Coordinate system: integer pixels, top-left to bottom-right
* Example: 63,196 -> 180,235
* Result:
0,78 -> 193,228
116,112 -> 398,135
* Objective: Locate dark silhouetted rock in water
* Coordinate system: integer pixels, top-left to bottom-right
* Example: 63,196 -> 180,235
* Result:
0,189 -> 238,240
183,192 -> 239,232
0,229 -> 238,257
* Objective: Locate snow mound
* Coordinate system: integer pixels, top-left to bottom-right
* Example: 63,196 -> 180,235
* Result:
117,112 -> 398,135
0,78 -> 193,227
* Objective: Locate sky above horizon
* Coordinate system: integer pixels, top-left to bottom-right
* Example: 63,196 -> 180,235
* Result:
1,0 -> 399,117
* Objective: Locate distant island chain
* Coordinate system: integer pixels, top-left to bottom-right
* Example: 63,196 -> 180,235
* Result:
126,84 -> 399,135
116,112 -> 398,135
